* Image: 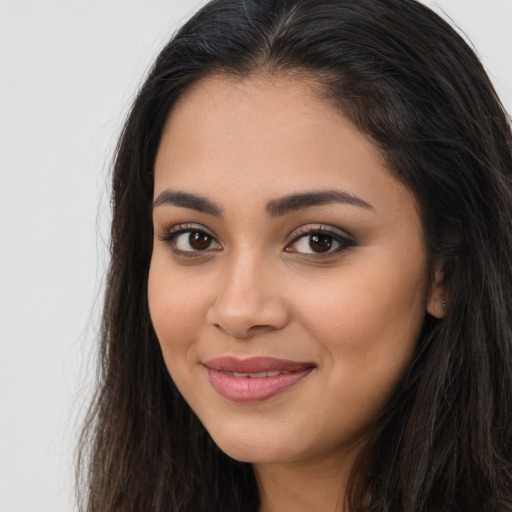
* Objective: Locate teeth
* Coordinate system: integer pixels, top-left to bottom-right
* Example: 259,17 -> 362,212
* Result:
228,370 -> 291,378
232,371 -> 266,378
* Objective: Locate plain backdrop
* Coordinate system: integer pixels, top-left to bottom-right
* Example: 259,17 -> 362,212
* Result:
1,1 -> 511,511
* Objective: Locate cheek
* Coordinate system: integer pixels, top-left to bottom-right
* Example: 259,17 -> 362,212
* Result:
147,251 -> 209,364
292,256 -> 426,388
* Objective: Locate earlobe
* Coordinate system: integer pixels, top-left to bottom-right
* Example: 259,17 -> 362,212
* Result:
426,267 -> 446,319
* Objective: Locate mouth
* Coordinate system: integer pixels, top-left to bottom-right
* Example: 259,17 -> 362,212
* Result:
203,357 -> 316,403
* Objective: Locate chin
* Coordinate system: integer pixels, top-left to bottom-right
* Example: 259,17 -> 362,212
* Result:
206,424 -> 298,464
217,443 -> 292,465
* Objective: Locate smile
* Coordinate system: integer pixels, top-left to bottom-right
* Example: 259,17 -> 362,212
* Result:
203,357 -> 315,403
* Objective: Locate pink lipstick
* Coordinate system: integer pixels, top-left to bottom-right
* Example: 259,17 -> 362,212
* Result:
203,357 -> 315,403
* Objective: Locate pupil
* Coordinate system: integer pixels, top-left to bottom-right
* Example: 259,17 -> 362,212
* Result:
189,231 -> 211,250
309,234 -> 332,253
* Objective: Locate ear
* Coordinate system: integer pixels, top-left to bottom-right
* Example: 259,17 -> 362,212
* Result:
426,265 -> 446,319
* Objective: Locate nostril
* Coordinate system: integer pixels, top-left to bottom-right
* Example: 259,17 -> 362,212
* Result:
206,281 -> 290,338
209,319 -> 282,340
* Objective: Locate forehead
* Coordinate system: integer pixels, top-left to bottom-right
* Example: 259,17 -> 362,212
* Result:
154,73 -> 415,219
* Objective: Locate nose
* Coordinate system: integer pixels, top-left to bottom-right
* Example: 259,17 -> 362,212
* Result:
206,251 -> 290,339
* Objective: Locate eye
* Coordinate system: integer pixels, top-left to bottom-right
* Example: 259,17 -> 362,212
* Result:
175,230 -> 217,251
158,224 -> 222,254
286,226 -> 355,256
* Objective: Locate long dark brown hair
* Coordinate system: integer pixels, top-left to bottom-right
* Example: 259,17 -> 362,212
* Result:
77,0 -> 512,510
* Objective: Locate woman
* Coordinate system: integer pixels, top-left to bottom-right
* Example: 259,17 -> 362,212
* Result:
78,0 -> 512,510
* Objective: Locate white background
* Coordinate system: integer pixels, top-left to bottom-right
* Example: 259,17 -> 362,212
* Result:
1,1 -> 511,511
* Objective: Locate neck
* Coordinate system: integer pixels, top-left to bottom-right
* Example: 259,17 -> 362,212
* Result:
254,446 -> 360,512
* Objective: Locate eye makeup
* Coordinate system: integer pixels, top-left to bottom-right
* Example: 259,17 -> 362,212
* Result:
284,224 -> 356,258
156,221 -> 357,260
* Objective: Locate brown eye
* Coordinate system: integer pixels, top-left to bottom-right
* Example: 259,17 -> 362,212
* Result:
189,231 -> 212,250
309,234 -> 333,253
169,228 -> 221,253
287,227 -> 353,257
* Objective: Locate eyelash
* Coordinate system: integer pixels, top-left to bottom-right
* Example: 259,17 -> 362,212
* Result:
285,225 -> 356,258
157,223 -> 356,258
157,223 -> 221,258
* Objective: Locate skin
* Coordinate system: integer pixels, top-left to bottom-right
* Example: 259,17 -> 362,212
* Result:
148,74 -> 443,511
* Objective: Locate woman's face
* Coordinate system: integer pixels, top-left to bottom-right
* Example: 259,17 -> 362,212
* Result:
149,75 -> 439,467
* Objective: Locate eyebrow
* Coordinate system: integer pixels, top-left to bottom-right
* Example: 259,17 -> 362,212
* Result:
153,190 -> 223,217
266,189 -> 374,217
152,188 -> 373,217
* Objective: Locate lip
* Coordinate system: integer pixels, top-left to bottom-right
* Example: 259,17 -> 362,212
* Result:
203,357 -> 316,403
